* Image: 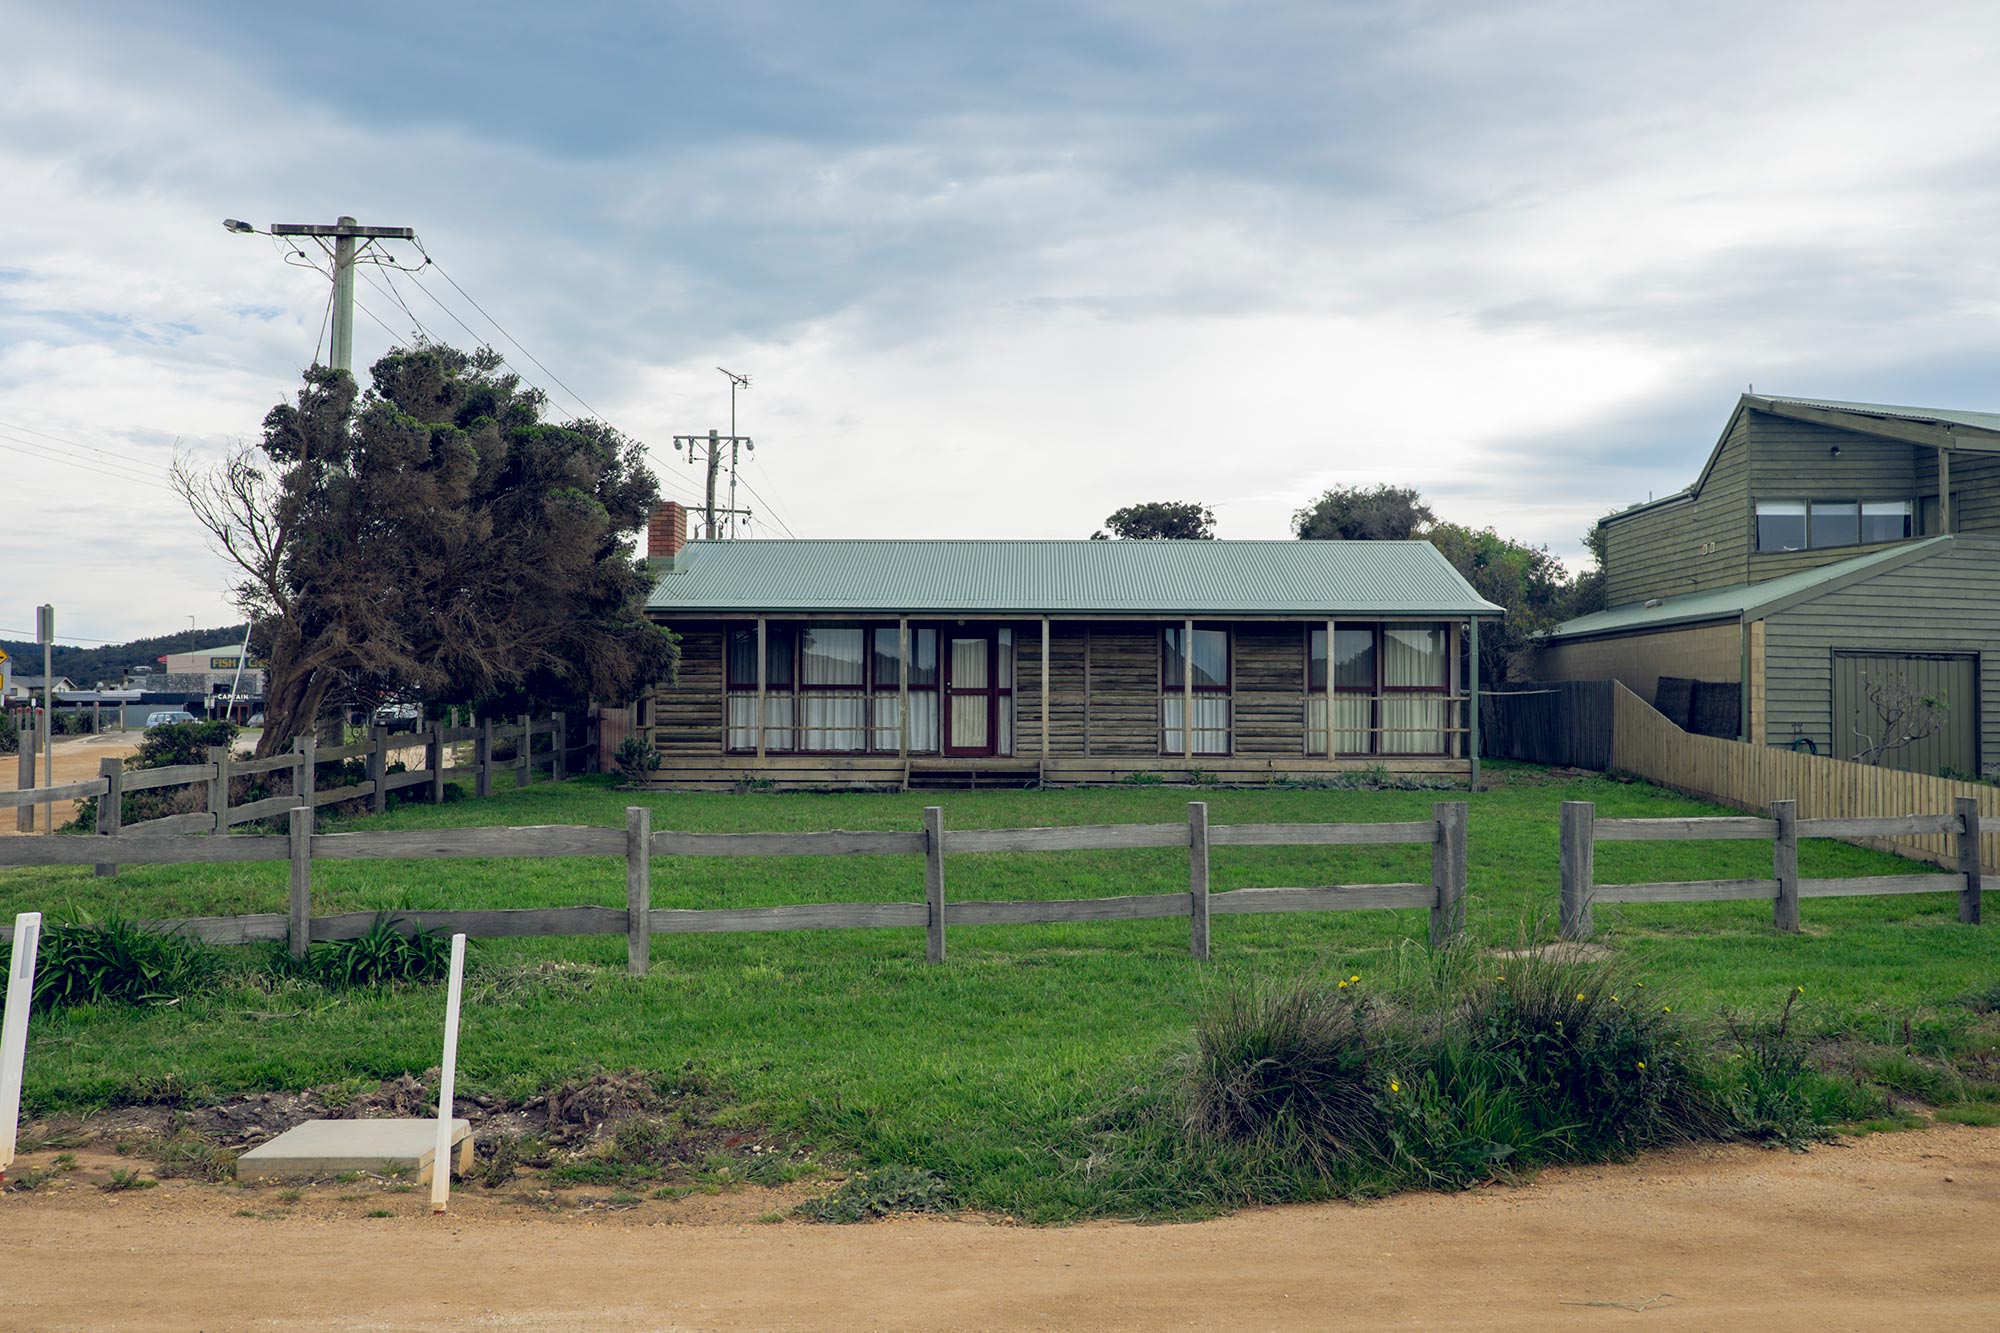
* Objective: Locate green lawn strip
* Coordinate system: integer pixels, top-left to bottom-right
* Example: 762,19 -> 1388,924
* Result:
4,764 -> 1995,1219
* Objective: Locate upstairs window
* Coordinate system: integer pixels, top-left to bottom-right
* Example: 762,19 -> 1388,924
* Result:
1755,501 -> 1807,552
1757,498 -> 1915,552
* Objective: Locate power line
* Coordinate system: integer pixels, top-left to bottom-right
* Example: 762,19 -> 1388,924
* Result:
0,418 -> 166,471
0,436 -> 175,491
734,471 -> 797,539
411,236 -> 608,423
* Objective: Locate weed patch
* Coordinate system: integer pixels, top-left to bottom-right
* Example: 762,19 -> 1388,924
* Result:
797,1166 -> 953,1223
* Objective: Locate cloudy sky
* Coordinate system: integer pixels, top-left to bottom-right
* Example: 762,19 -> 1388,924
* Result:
6,0 -> 2000,642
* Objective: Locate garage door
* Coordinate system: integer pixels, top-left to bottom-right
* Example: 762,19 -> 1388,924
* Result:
1831,653 -> 1978,776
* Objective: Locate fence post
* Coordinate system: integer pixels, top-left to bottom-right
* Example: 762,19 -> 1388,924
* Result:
1772,799 -> 1800,933
368,726 -> 387,815
1957,796 -> 1982,925
1188,800 -> 1210,961
298,735 -> 317,812
924,805 -> 946,964
429,723 -> 446,804
1559,800 -> 1595,940
478,718 -> 494,799
626,805 -> 651,975
207,745 -> 230,835
517,714 -> 531,788
288,805 -> 312,960
1430,801 -> 1468,948
16,715 -> 33,832
94,755 -> 122,878
553,714 -> 568,782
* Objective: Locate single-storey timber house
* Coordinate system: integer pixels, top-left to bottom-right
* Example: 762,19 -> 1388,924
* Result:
634,502 -> 1502,788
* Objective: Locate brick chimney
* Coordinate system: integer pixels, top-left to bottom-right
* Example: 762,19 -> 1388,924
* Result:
649,501 -> 689,561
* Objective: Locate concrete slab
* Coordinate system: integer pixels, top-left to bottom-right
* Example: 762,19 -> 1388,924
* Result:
235,1118 -> 473,1183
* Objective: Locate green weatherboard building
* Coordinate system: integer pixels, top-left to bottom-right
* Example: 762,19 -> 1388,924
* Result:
1543,395 -> 2000,778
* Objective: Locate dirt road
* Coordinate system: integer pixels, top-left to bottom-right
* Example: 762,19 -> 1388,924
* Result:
3,1124 -> 1995,1331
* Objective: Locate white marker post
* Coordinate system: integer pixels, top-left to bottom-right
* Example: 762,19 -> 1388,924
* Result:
429,932 -> 467,1214
1,912 -> 44,1184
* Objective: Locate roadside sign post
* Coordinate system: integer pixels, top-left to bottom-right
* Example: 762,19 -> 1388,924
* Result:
430,933 -> 468,1214
0,912 -> 43,1183
38,605 -> 54,835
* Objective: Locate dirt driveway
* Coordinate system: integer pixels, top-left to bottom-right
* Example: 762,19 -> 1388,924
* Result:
3,1124 -> 1995,1331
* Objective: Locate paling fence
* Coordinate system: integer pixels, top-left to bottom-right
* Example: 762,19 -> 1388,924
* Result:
1610,682 -> 2000,874
1558,797 -> 1983,939
0,801 -> 1473,965
4,714 -> 578,843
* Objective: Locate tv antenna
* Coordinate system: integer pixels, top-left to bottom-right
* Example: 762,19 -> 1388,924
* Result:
720,367 -> 752,539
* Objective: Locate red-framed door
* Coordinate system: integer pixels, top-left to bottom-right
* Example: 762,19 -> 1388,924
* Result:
943,632 -> 996,757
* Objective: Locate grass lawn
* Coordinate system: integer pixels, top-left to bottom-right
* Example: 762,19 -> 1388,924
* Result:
4,761 -> 1996,1217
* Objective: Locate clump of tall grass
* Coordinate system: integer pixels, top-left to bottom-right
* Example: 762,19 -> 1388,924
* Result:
1182,977 -> 1384,1173
1179,945 -> 1726,1194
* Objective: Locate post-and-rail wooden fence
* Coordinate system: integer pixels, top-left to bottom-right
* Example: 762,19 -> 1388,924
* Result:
1558,798 -> 1984,939
4,715 -> 578,853
0,801 -> 1473,966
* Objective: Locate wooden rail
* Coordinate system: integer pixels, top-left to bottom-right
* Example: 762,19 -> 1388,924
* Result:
5,714 -> 575,862
0,801 -> 1471,967
1558,797 -> 1983,939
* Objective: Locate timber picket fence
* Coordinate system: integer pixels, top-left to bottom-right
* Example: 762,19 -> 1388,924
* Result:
0,801 -> 1472,967
1557,797 -> 1983,939
1609,682 -> 2000,874
3,715 -> 579,856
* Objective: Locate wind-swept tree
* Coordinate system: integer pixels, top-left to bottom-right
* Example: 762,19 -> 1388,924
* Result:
176,344 -> 678,757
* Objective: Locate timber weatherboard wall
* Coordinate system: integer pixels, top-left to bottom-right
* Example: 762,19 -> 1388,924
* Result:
1601,412 -> 1753,606
1536,620 -> 1741,707
1758,537 -> 2000,766
1600,405 -> 2000,610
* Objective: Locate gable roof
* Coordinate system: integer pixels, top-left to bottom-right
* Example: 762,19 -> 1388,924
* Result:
1600,392 -> 2000,530
1546,537 -> 1955,640
647,539 -> 1504,618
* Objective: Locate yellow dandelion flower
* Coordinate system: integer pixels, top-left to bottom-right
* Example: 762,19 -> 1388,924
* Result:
1338,980 -> 1348,989
1637,1062 -> 1646,1071
1390,1080 -> 1401,1093
1576,993 -> 1587,1001
1662,1006 -> 1671,1013
1350,975 -> 1360,983
1611,995 -> 1619,1002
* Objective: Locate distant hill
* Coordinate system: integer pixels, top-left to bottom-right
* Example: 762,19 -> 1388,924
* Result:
0,625 -> 249,687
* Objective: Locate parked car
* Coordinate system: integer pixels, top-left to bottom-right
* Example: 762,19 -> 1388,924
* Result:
246,712 -> 266,727
145,710 -> 196,728
372,702 -> 421,734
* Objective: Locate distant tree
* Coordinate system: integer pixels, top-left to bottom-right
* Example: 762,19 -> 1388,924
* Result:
176,344 -> 679,757
1091,501 -> 1216,541
1291,484 -> 1434,541
1424,523 -> 1578,686
1567,510 -> 1619,620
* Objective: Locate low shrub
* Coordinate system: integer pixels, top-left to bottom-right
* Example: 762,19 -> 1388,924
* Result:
797,1166 -> 953,1223
0,711 -> 17,754
31,914 -> 219,1011
615,737 -> 662,784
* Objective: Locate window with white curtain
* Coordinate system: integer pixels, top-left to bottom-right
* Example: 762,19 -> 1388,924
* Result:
1308,624 -> 1449,756
730,623 -> 940,754
1162,625 -> 1231,756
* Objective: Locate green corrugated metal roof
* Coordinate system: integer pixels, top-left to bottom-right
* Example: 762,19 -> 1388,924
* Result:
1547,538 -> 1951,640
1759,395 -> 2000,436
647,540 -> 1504,617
